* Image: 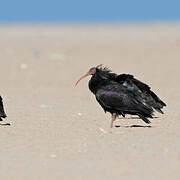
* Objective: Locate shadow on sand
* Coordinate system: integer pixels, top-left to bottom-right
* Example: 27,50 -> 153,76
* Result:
0,123 -> 11,126
115,124 -> 152,128
117,116 -> 159,120
115,116 -> 159,128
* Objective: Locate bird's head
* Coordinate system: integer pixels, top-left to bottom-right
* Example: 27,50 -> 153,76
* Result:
75,67 -> 97,86
75,65 -> 112,86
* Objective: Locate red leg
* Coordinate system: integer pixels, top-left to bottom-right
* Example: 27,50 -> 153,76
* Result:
111,113 -> 116,128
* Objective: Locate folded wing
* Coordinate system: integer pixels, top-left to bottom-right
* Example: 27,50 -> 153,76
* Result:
114,74 -> 166,113
96,84 -> 153,124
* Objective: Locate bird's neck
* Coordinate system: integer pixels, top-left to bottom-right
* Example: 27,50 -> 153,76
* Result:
88,73 -> 107,94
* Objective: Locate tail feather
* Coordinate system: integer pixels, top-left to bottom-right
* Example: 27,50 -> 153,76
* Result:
150,91 -> 166,107
136,102 -> 154,118
149,101 -> 164,114
137,113 -> 151,124
154,107 -> 164,114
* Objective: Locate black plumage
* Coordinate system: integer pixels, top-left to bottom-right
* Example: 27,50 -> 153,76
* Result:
0,96 -> 7,121
75,65 -> 166,128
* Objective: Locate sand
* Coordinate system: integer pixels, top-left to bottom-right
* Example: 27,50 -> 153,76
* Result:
0,23 -> 179,180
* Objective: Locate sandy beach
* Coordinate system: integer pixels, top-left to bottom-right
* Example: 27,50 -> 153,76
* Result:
0,23 -> 179,180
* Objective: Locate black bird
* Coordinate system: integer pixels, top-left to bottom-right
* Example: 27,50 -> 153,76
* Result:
75,65 -> 166,128
0,96 -> 7,121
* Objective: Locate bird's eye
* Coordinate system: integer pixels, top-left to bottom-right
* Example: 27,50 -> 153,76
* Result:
89,68 -> 96,75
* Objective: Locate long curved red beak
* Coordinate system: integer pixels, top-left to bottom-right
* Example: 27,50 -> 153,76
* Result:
75,72 -> 90,86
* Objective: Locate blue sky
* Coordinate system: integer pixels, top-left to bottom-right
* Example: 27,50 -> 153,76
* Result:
0,0 -> 180,22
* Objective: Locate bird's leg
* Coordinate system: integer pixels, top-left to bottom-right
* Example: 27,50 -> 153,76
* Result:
111,113 -> 117,128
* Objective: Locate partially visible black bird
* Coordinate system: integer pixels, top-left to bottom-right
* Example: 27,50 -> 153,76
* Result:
75,65 -> 166,128
0,96 -> 7,121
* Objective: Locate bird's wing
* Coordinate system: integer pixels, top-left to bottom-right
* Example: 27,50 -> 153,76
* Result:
114,74 -> 148,92
95,85 -> 153,116
114,74 -> 166,110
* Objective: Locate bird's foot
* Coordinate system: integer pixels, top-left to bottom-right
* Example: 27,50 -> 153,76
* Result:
110,113 -> 117,128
